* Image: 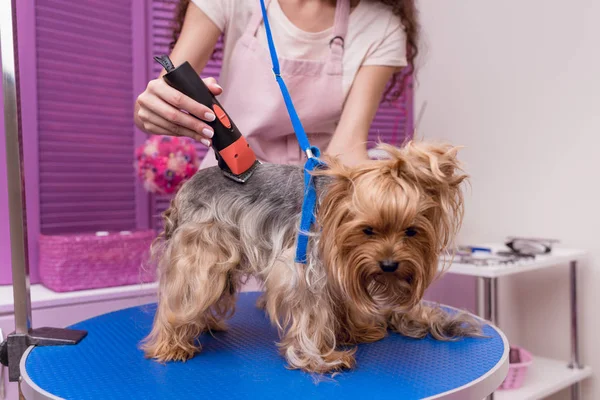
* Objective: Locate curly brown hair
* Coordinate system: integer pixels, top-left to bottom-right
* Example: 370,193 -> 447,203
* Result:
170,0 -> 418,101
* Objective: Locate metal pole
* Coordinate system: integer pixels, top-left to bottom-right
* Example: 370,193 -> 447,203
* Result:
477,277 -> 498,400
0,0 -> 32,335
569,261 -> 581,369
492,277 -> 499,326
568,260 -> 582,400
477,277 -> 488,319
571,385 -> 580,400
477,277 -> 498,325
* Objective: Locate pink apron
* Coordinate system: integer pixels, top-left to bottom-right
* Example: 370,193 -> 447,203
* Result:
199,0 -> 350,168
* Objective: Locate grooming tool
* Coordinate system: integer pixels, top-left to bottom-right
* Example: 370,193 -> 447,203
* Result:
154,55 -> 260,183
458,245 -> 492,254
505,237 -> 558,256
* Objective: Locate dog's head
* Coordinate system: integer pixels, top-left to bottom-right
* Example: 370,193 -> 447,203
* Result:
316,141 -> 468,314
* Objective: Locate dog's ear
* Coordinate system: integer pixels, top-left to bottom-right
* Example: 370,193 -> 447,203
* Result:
377,141 -> 468,194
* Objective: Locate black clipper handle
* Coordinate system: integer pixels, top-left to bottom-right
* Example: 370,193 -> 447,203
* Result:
154,55 -> 257,176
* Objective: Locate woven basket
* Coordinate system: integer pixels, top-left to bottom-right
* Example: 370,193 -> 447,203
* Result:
498,346 -> 533,390
39,230 -> 157,292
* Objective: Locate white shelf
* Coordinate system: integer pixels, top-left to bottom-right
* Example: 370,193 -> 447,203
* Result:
495,356 -> 591,400
0,282 -> 158,315
443,246 -> 587,278
0,277 -> 263,316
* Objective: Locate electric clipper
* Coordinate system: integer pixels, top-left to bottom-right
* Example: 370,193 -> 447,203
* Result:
154,55 -> 260,183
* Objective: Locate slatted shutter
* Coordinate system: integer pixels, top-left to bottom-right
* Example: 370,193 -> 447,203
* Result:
368,78 -> 414,147
36,0 -> 138,234
148,1 -> 413,228
149,0 -> 226,228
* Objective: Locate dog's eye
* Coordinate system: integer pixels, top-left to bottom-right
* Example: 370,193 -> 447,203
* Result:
405,227 -> 417,237
363,227 -> 375,236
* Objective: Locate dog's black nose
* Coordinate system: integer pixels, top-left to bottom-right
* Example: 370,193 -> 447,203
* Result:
379,260 -> 399,273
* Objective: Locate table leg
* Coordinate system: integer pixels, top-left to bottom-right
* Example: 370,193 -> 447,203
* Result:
477,277 -> 499,400
568,260 -> 582,400
477,277 -> 498,325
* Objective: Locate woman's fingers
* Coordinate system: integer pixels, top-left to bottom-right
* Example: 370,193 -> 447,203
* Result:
138,109 -> 212,146
137,94 -> 214,139
140,122 -> 173,136
147,79 -> 216,122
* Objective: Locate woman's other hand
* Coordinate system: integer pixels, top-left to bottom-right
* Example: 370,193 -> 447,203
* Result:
326,65 -> 399,166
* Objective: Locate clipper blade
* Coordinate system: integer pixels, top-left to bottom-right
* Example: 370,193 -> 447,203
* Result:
222,160 -> 261,183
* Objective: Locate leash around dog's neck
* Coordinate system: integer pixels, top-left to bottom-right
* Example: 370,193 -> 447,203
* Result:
259,0 -> 325,264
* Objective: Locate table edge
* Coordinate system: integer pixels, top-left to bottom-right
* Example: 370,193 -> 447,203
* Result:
444,250 -> 588,278
20,299 -> 509,400
426,319 -> 510,400
20,346 -> 64,400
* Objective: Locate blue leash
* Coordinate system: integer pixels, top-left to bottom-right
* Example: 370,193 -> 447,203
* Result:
258,0 -> 325,264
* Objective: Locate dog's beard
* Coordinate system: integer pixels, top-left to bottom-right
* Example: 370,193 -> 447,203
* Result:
367,268 -> 414,308
339,248 -> 426,315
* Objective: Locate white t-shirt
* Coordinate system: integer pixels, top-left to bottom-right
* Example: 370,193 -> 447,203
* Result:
191,0 -> 407,99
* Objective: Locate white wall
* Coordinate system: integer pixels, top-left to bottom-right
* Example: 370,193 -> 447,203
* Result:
415,1 -> 600,399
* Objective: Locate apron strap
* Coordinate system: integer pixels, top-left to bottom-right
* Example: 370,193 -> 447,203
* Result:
247,0 -> 272,36
248,0 -> 349,76
327,0 -> 350,75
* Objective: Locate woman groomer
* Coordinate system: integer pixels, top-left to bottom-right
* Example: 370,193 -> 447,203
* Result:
134,0 -> 418,166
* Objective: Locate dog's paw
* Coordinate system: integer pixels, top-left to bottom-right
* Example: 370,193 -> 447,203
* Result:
143,340 -> 201,363
286,347 -> 357,374
320,349 -> 356,372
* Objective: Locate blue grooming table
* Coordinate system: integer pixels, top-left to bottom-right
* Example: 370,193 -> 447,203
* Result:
20,292 -> 508,400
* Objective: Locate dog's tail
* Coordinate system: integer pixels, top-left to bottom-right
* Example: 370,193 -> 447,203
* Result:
390,303 -> 485,341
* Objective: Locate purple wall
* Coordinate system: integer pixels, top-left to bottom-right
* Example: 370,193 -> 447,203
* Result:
0,0 -> 149,285
18,0 -> 41,284
35,0 -> 138,236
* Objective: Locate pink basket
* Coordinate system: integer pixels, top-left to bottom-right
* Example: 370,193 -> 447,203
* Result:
39,230 -> 157,292
498,346 -> 534,390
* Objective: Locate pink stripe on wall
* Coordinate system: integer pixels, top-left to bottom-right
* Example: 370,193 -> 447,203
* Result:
132,0 -> 150,230
0,51 -> 12,284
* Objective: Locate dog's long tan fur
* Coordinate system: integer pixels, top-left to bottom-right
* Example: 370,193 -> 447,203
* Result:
141,141 -> 483,373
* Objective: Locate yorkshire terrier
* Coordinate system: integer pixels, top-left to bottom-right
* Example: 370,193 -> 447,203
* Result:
141,141 -> 482,373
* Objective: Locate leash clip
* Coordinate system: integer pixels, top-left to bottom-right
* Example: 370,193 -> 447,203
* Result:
305,146 -> 321,160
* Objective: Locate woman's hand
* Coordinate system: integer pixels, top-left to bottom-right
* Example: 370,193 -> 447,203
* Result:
326,65 -> 399,165
134,77 -> 223,147
134,1 -> 222,146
